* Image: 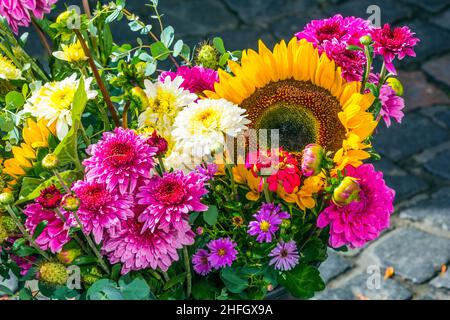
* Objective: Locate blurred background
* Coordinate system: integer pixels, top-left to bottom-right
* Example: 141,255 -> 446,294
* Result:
22,0 -> 450,300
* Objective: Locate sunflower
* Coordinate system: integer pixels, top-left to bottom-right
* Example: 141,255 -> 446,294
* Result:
205,38 -> 377,169
2,119 -> 55,179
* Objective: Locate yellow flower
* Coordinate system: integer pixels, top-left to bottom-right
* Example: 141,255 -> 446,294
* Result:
278,174 -> 325,211
206,38 -> 377,166
232,164 -> 262,201
0,54 -> 22,80
2,119 -> 55,179
52,41 -> 88,63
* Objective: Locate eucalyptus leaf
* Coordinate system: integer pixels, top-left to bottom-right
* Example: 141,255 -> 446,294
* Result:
203,205 -> 218,226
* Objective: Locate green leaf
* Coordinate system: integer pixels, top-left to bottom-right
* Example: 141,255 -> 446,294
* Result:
119,276 -> 151,300
277,264 -> 325,299
5,91 -> 25,109
18,287 -> 34,300
72,256 -> 98,266
180,44 -> 191,61
219,52 -> 230,67
192,279 -> 217,300
173,39 -> 183,57
346,45 -> 364,51
301,238 -> 327,263
203,205 -> 218,226
213,37 -> 226,54
163,272 -> 186,290
150,41 -> 170,61
86,279 -> 124,300
18,177 -> 42,200
32,221 -> 48,240
0,115 -> 14,132
160,26 -> 174,47
0,284 -> 14,296
220,267 -> 249,294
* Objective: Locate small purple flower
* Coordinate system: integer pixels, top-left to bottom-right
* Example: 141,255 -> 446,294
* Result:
269,240 -> 300,271
378,84 -> 405,127
248,203 -> 289,243
195,163 -> 218,183
207,237 -> 238,269
192,249 -> 211,276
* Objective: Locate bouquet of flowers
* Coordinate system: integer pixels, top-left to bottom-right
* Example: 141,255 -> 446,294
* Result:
0,1 -> 419,300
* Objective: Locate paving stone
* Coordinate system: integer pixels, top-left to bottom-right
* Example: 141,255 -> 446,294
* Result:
270,9 -> 326,41
0,269 -> 18,295
325,0 -> 414,24
423,54 -> 450,88
433,9 -> 450,31
315,273 -> 412,300
402,0 -> 449,13
398,71 -> 450,111
210,26 -> 276,51
223,0 -> 317,24
374,159 -> 429,200
397,20 -> 450,65
370,228 -> 450,283
424,150 -> 450,179
400,188 -> 450,231
421,289 -> 450,300
318,250 -> 352,283
430,270 -> 450,290
373,112 -> 449,161
420,105 -> 450,129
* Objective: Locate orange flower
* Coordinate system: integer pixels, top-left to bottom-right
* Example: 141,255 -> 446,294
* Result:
278,174 -> 325,211
232,164 -> 262,201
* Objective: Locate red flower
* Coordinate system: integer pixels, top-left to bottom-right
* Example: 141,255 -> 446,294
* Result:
36,184 -> 62,209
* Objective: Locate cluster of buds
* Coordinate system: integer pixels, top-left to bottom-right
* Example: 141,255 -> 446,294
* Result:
38,262 -> 69,287
195,41 -> 220,70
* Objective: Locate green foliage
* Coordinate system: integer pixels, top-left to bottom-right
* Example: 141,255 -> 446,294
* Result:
278,264 -> 325,299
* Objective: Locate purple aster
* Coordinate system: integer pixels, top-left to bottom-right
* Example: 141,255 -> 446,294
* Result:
269,240 -> 300,271
137,170 -> 208,233
83,127 -> 156,195
195,163 -> 218,183
72,179 -> 134,243
248,203 -> 289,243
207,237 -> 238,269
192,249 -> 212,276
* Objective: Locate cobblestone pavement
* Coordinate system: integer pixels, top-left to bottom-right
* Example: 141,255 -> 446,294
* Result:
7,0 -> 450,300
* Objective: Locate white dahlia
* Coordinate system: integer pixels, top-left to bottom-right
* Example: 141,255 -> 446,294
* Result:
172,98 -> 250,158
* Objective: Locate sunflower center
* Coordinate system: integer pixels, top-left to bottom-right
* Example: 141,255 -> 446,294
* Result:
240,79 -> 345,153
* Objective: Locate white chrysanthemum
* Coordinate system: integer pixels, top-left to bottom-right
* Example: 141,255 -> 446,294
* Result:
0,54 -> 22,80
138,76 -> 197,136
21,74 -> 97,140
172,98 -> 250,158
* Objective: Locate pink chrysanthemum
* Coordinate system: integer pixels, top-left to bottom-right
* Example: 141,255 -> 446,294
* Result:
159,66 -> 218,94
72,180 -> 134,243
371,24 -> 419,74
317,164 -> 395,248
83,127 -> 156,195
378,84 -> 405,127
269,240 -> 300,271
103,217 -> 195,274
248,203 -> 289,243
192,249 -> 212,276
137,170 -> 208,232
207,237 -> 238,269
0,0 -> 57,34
23,203 -> 74,253
296,15 -> 371,49
322,39 -> 367,82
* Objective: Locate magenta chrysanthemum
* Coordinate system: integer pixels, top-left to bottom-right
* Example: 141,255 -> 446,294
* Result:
159,66 -> 218,94
322,39 -> 367,82
269,240 -> 300,271
192,249 -> 212,276
83,127 -> 156,195
207,237 -> 238,269
317,164 -> 395,248
248,203 -> 289,243
23,203 -> 74,253
378,84 -> 405,127
103,217 -> 195,274
137,170 -> 208,232
0,0 -> 57,34
296,15 -> 371,49
371,24 -> 419,74
72,180 -> 134,243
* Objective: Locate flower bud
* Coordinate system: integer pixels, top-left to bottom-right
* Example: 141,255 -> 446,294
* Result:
195,42 -> 219,70
0,192 -> 14,205
332,176 -> 361,206
360,35 -> 372,46
0,216 -> 17,233
196,227 -> 204,235
281,219 -> 291,229
146,130 -> 168,156
267,284 -> 274,292
131,86 -> 149,110
61,194 -> 80,212
38,262 -> 68,287
301,144 -> 324,177
42,153 -> 59,170
57,248 -> 81,265
0,224 -> 8,245
386,77 -> 404,96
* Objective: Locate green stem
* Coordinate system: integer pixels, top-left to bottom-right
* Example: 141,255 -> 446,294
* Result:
53,169 -> 71,193
263,177 -> 272,203
183,246 -> 192,298
54,207 -> 91,255
31,18 -> 52,56
360,45 -> 373,94
5,205 -> 50,260
157,155 -> 166,174
71,210 -> 110,275
79,124 -> 91,146
162,272 -> 170,282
